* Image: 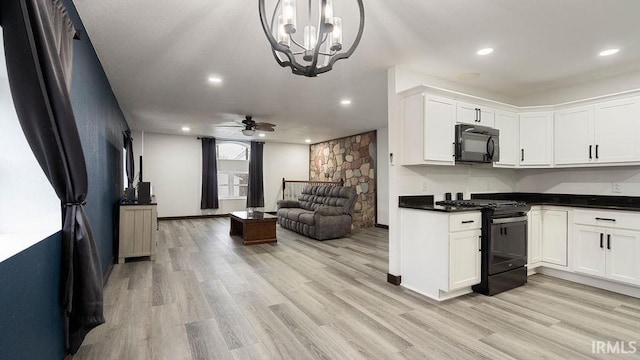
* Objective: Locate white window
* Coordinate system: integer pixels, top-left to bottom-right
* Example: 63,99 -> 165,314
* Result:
216,142 -> 249,199
0,29 -> 61,262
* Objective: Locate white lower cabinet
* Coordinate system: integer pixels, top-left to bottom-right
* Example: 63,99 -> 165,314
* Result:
400,209 -> 481,301
574,225 -> 606,277
574,225 -> 640,285
527,209 -> 542,267
449,229 -> 482,290
541,210 -> 568,266
118,204 -> 158,264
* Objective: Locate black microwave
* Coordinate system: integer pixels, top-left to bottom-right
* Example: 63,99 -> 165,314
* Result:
455,124 -> 499,163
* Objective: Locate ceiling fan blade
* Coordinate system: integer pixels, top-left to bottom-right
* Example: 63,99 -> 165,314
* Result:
255,122 -> 276,127
255,125 -> 275,132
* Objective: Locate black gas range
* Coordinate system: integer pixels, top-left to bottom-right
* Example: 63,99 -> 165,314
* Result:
436,199 -> 531,295
436,199 -> 530,213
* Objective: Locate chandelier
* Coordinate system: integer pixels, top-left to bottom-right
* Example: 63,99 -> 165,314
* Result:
258,0 -> 365,77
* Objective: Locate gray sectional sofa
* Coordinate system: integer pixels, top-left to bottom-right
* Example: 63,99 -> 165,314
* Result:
277,184 -> 357,240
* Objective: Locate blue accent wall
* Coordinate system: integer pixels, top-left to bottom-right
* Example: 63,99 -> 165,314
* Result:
0,232 -> 65,359
64,0 -> 129,273
0,0 -> 129,358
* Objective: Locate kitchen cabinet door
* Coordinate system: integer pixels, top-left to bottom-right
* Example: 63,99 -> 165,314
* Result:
400,93 -> 428,165
449,229 -> 482,290
424,95 -> 456,164
541,210 -> 568,266
554,105 -> 594,165
594,96 -> 640,164
573,225 -> 606,278
528,209 -> 542,266
605,228 -> 640,285
494,110 -> 518,167
400,93 -> 455,165
457,102 -> 495,127
119,204 -> 158,264
519,112 -> 554,167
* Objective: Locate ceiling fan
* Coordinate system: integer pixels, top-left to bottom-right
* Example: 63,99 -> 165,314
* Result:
215,115 -> 276,136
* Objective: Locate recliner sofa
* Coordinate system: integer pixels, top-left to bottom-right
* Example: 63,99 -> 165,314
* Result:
277,184 -> 356,240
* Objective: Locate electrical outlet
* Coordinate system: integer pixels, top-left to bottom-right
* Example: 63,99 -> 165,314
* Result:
612,183 -> 621,193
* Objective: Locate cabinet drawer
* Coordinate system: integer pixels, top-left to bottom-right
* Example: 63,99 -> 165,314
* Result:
449,212 -> 482,232
573,209 -> 640,231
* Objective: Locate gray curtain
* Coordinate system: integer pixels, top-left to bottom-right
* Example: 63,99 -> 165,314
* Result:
0,0 -> 104,355
247,141 -> 265,208
123,130 -> 134,187
201,137 -> 219,209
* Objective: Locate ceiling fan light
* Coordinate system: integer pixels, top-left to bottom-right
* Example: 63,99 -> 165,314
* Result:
242,129 -> 255,136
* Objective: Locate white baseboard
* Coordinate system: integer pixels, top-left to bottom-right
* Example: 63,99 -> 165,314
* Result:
536,267 -> 640,299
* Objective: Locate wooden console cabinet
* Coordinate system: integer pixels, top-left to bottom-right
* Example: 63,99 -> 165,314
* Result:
118,203 -> 157,263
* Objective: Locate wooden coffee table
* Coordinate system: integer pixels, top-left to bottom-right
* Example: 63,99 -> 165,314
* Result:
229,211 -> 278,245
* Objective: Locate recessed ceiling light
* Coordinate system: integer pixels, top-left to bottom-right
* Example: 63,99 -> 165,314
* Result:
258,133 -> 266,137
181,126 -> 190,131
599,48 -> 619,57
340,99 -> 352,105
208,76 -> 223,84
476,48 -> 494,56
305,139 -> 311,143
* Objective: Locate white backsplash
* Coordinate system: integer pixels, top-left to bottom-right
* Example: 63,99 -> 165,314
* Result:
397,164 -> 517,201
515,167 -> 640,196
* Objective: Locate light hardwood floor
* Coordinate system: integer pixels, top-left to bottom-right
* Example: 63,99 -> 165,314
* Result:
75,218 -> 640,360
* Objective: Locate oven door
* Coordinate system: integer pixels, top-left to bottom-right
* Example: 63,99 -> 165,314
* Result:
489,216 -> 527,275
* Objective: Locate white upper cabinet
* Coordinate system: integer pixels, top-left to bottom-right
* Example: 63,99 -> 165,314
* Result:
457,101 -> 495,127
519,112 -> 554,167
400,93 -> 455,165
594,96 -> 640,164
555,105 -> 595,165
398,85 -> 640,169
555,97 -> 640,166
494,110 -> 518,167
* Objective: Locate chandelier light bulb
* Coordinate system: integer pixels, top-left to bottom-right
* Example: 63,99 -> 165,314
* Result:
323,0 -> 334,32
282,0 -> 297,34
330,17 -> 343,51
303,25 -> 317,61
277,15 -> 290,47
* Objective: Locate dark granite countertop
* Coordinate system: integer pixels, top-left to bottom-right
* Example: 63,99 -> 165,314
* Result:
472,192 -> 640,212
399,193 -> 640,212
399,195 -> 482,213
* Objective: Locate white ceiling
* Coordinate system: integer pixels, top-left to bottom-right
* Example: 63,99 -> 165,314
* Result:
74,0 -> 640,144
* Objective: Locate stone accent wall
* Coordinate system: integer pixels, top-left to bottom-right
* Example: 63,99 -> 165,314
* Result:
309,131 -> 376,229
